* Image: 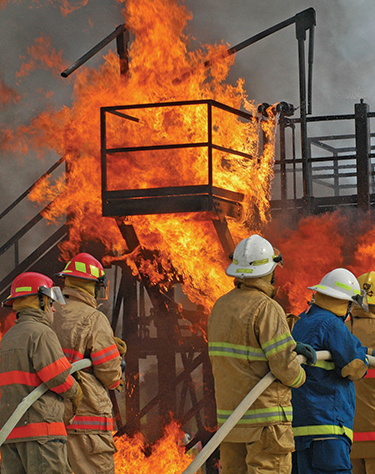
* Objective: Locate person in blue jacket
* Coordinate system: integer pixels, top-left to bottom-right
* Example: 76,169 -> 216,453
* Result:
291,268 -> 372,474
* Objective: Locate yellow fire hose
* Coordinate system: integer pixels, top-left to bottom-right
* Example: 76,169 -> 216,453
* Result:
182,351 -> 375,474
0,358 -> 92,447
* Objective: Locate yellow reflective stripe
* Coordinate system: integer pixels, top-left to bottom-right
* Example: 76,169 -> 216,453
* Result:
252,258 -> 269,266
289,366 -> 305,387
75,262 -> 86,273
90,265 -> 99,278
335,281 -> 351,292
293,424 -> 353,442
208,342 -> 266,361
309,360 -> 335,370
63,260 -> 72,271
262,333 -> 294,357
235,268 -> 253,274
218,406 -> 293,425
15,287 -> 32,292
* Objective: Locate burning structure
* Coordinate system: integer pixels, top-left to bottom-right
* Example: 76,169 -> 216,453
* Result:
1,1 -> 375,472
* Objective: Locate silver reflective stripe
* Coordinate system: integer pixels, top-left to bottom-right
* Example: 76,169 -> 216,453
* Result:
262,333 -> 295,357
217,406 -> 293,425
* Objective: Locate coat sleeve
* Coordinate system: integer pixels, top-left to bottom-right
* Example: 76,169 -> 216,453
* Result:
256,298 -> 306,388
86,311 -> 122,390
324,317 -> 368,381
31,327 -> 78,399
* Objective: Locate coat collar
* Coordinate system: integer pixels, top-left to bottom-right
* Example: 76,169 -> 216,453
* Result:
62,286 -> 97,309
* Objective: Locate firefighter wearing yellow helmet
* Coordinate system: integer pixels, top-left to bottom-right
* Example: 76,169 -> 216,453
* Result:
345,271 -> 375,474
292,268 -> 371,474
51,253 -> 125,474
0,272 -> 82,474
208,235 -> 312,474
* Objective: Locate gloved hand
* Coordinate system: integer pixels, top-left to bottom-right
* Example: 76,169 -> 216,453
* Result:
114,337 -> 127,357
115,379 -> 124,393
294,342 -> 317,366
371,349 -> 375,357
71,383 -> 83,414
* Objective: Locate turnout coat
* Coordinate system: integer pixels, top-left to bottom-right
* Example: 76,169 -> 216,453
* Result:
0,308 -> 78,443
208,278 -> 305,443
346,305 -> 375,458
51,287 -> 122,433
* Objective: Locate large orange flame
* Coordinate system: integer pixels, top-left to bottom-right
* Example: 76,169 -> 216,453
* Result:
2,0 -> 278,313
113,421 -> 197,473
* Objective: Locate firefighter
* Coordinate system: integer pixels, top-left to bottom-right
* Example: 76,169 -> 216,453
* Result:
0,272 -> 82,474
292,268 -> 371,474
208,234 -> 313,474
345,271 -> 375,474
51,253 -> 124,474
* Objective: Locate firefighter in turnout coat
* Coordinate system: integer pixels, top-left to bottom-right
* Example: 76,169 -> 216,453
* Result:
292,268 -> 370,474
0,272 -> 82,474
51,253 -> 124,474
345,271 -> 375,474
208,235 -> 313,474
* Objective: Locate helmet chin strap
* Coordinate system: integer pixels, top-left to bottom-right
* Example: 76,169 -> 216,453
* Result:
344,301 -> 354,323
38,294 -> 45,311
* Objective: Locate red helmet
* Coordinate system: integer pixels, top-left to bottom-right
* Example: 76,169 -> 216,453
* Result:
2,272 -> 66,307
56,253 -> 105,281
56,253 -> 108,299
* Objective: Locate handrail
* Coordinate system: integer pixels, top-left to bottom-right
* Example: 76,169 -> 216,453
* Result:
0,157 -> 66,275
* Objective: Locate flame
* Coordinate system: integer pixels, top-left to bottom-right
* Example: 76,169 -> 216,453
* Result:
113,421 -> 197,473
2,0 -> 278,314
0,76 -> 20,109
16,36 -> 67,79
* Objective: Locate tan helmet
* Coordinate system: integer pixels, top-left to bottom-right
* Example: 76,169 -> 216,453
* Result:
357,271 -> 375,305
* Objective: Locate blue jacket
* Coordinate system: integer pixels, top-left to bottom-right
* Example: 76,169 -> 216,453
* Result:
291,304 -> 368,451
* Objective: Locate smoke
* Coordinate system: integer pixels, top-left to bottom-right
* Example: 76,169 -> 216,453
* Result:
264,208 -> 375,315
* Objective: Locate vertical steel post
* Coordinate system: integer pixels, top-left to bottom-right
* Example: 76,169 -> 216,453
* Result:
355,100 -> 371,211
121,265 -> 141,432
279,115 -> 287,203
295,9 -> 315,210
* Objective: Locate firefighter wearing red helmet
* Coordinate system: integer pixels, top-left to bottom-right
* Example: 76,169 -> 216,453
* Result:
51,253 -> 125,474
0,272 -> 82,474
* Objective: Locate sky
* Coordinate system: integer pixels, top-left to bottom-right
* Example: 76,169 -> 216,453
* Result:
1,0 -> 375,248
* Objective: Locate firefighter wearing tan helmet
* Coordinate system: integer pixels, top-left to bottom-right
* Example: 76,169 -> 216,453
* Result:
208,235 -> 312,474
51,253 -> 126,474
0,272 -> 82,474
345,271 -> 375,474
292,268 -> 371,474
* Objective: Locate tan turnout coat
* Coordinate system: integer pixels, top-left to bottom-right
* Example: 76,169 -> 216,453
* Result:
51,287 -> 122,433
208,278 -> 305,443
346,306 -> 375,459
0,308 -> 78,443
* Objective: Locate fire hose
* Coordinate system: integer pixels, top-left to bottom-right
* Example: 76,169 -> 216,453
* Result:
0,358 -> 93,447
181,351 -> 375,474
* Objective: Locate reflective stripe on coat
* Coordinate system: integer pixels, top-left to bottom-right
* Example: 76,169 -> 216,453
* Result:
0,308 -> 78,443
51,287 -> 122,432
208,278 -> 305,443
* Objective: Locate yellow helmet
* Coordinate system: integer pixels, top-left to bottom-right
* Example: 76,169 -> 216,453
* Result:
357,271 -> 375,305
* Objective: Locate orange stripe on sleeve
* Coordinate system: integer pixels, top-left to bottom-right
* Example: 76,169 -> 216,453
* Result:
91,344 -> 120,366
51,374 -> 75,394
37,357 -> 72,383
